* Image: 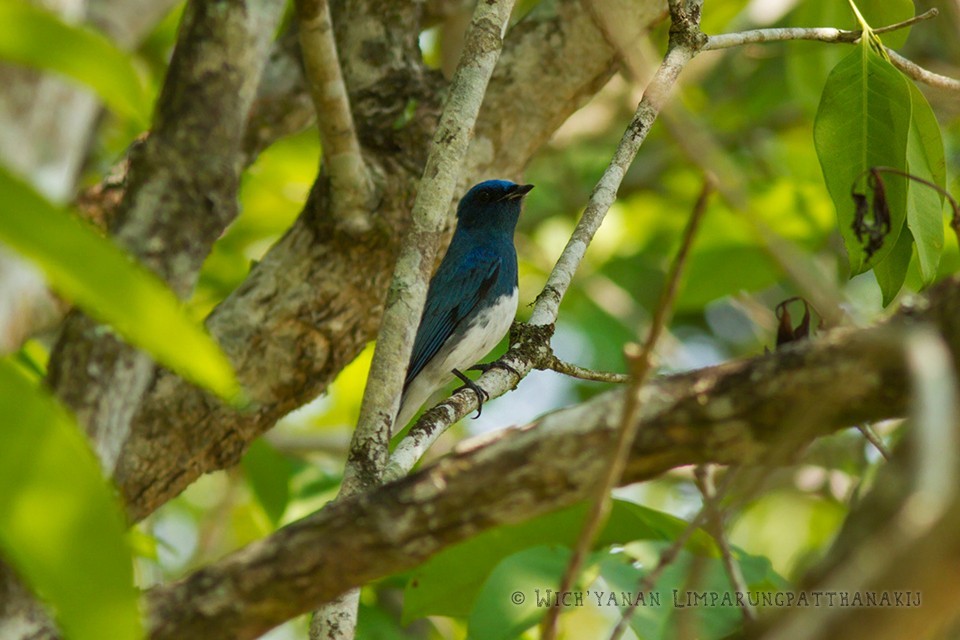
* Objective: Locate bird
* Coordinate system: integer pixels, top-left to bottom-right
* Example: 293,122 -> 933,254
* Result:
395,179 -> 534,429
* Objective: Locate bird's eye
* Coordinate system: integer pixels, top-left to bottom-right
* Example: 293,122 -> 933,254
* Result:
478,190 -> 491,203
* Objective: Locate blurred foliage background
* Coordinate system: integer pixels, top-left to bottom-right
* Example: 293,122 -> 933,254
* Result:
3,0 -> 960,638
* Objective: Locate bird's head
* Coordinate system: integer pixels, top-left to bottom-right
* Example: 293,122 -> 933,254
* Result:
455,179 -> 534,235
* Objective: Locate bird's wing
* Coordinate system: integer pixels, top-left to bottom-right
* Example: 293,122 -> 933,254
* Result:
404,250 -> 501,390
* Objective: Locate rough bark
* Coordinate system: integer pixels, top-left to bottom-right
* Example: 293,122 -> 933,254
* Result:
142,275 -> 960,640
47,0 -> 285,472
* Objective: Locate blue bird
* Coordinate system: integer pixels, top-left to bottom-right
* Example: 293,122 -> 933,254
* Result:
396,179 -> 534,428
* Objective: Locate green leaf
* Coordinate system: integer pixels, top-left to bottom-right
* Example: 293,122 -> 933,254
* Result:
0,2 -> 149,124
599,548 -> 788,640
873,224 -> 913,305
0,166 -> 241,401
788,0 -> 914,111
242,440 -> 292,525
466,546 -> 576,640
854,0 -> 915,49
0,360 -> 142,640
814,41 -> 912,274
403,500 -> 716,622
905,82 -> 946,284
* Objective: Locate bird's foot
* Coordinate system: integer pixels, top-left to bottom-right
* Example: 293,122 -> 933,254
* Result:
452,368 -> 489,418
469,360 -> 521,378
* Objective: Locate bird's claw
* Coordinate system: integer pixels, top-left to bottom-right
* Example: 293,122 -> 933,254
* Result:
452,368 -> 489,418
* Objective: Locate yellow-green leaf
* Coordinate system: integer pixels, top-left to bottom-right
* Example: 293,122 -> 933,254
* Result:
0,360 -> 142,640
0,2 -> 150,125
0,166 -> 240,400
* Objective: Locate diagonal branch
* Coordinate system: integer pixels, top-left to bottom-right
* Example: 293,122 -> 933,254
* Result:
342,0 -> 517,497
386,0 -> 707,480
310,0 -> 517,635
543,173 -> 711,639
296,0 -> 374,233
144,274 -> 960,640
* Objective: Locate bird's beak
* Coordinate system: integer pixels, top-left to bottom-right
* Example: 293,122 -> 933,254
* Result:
500,183 -> 535,201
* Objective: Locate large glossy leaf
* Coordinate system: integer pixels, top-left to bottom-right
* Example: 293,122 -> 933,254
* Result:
0,167 -> 240,400
0,360 -> 141,640
814,41 -> 912,274
466,546 -> 576,640
0,2 -> 149,124
403,499 -> 717,622
905,82 -> 946,284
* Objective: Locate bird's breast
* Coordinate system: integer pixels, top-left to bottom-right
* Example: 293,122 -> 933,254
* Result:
442,287 -> 518,374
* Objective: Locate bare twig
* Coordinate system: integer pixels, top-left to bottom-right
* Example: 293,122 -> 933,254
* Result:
310,0 -> 517,636
857,423 -> 892,461
586,0 -> 853,330
542,176 -> 713,640
541,355 -> 630,383
885,48 -> 960,93
695,465 -> 756,623
609,470 -> 739,640
703,9 -> 960,94
704,8 -> 938,49
296,0 -> 374,233
385,0 -> 707,483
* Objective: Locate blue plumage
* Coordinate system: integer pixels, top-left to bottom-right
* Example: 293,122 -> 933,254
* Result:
396,179 -> 533,428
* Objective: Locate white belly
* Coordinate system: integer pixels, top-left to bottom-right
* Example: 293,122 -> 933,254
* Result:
396,289 -> 518,429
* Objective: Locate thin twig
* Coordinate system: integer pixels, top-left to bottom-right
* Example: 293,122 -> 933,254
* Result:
695,465 -> 756,623
886,48 -> 960,93
296,0 -> 374,233
873,8 -> 939,34
542,176 -> 713,640
542,355 -> 630,383
703,9 -> 960,94
310,1 -> 516,636
609,469 -> 739,640
704,8 -> 938,49
857,423 -> 892,461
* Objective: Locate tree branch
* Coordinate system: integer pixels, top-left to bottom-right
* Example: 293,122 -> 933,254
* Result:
751,328 -> 960,640
143,274 -> 960,640
543,168 -> 711,638
296,0 -> 374,233
609,469 -> 739,640
702,9 -> 960,93
47,0 -> 286,472
541,355 -> 630,383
